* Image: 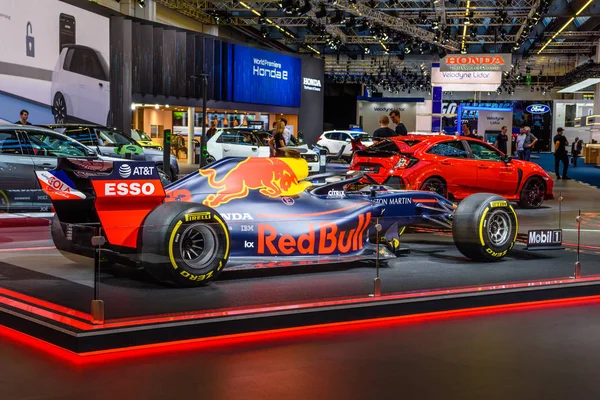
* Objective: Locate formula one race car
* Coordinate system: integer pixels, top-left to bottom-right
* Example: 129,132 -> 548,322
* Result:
38,157 -> 519,287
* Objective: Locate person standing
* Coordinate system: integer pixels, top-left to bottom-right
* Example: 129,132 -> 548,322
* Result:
269,121 -> 287,157
279,117 -> 297,145
372,115 -> 397,141
521,126 -> 537,161
206,122 -> 217,139
553,127 -> 569,180
389,109 -> 408,136
494,126 -> 509,154
571,136 -> 583,168
15,109 -> 32,125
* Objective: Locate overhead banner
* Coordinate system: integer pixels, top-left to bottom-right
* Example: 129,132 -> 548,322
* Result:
232,45 -> 301,107
440,54 -> 512,72
431,66 -> 502,92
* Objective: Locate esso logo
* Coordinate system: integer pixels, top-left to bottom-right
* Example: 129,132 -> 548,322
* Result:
105,182 -> 156,196
526,104 -> 550,114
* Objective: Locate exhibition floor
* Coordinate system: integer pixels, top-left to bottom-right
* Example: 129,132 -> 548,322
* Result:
3,293 -> 600,399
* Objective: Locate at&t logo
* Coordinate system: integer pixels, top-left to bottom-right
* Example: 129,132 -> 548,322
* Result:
118,164 -> 155,179
119,164 -> 131,178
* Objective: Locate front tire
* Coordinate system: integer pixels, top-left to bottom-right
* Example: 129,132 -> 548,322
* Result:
53,92 -> 67,123
518,176 -> 546,209
452,193 -> 518,261
139,202 -> 230,287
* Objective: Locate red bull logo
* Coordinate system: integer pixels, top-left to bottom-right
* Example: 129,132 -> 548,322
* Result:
200,158 -> 308,207
258,213 -> 372,255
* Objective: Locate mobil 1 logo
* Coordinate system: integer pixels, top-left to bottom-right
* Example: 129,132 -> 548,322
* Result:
527,229 -> 563,249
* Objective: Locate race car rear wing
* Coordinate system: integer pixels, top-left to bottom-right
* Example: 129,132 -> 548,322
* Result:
36,158 -> 166,248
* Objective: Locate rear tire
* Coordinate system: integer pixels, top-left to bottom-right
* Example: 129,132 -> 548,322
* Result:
139,202 -> 230,287
452,193 -> 517,261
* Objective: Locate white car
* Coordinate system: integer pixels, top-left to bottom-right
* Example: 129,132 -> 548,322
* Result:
207,129 -> 319,172
51,44 -> 111,126
317,130 -> 373,156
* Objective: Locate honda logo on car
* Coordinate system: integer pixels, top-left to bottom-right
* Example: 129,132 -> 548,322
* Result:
118,164 -> 156,178
104,182 -> 156,196
526,104 -> 550,114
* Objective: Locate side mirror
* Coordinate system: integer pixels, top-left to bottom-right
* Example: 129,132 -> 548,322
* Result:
345,138 -> 352,142
500,154 -> 511,163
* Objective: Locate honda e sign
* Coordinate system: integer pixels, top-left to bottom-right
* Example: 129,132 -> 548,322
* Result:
440,54 -> 512,72
527,229 -> 563,250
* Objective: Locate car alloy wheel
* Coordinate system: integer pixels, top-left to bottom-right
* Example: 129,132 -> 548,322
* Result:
53,92 -> 67,123
421,178 -> 447,198
519,177 -> 545,209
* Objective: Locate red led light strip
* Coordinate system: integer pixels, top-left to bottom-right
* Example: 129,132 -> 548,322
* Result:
3,294 -> 600,364
4,275 -> 600,331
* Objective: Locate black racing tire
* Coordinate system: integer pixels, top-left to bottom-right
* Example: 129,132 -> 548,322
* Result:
420,177 -> 447,198
452,193 -> 518,262
518,176 -> 546,209
139,202 -> 230,287
53,92 -> 67,124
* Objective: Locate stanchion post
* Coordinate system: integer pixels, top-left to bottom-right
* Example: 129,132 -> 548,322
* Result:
371,219 -> 382,297
558,192 -> 563,229
574,210 -> 582,279
91,228 -> 106,324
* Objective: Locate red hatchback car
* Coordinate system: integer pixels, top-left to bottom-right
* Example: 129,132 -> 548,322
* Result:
349,135 -> 554,209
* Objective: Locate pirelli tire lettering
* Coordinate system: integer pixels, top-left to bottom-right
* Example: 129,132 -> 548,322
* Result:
452,193 -> 518,262
140,202 -> 230,287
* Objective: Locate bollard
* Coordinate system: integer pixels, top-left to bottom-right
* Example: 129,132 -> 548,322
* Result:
558,192 -> 563,229
574,211 -> 582,279
91,231 -> 106,324
371,221 -> 383,297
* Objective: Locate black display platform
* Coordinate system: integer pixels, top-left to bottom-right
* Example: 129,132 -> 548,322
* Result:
2,232 -> 600,355
3,277 -> 600,355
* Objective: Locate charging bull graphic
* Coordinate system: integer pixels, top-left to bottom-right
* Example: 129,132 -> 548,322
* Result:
199,158 -> 308,207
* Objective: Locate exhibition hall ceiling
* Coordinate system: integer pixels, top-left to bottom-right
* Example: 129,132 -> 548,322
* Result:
156,0 -> 599,85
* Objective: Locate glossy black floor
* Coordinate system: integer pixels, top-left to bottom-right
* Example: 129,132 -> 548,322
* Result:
3,296 -> 600,399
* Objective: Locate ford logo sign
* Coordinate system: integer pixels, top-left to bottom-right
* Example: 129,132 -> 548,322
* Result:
526,104 -> 550,114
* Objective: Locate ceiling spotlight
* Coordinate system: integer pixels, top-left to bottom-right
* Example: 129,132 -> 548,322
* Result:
470,27 -> 477,38
364,46 -> 370,54
461,48 -> 467,54
138,0 -> 145,8
260,26 -> 269,38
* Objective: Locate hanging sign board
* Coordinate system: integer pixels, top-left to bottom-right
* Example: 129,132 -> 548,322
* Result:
440,54 -> 512,72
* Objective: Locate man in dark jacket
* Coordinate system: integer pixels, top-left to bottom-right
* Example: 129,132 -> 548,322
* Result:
373,115 -> 397,141
15,110 -> 32,125
389,110 -> 408,136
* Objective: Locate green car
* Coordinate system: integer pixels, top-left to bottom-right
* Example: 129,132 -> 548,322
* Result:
131,129 -> 163,151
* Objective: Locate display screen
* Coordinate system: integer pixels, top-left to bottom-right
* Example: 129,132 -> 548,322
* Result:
233,45 -> 301,107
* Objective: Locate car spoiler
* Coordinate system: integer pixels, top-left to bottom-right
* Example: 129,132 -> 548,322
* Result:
354,139 -> 415,157
36,157 -> 166,248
